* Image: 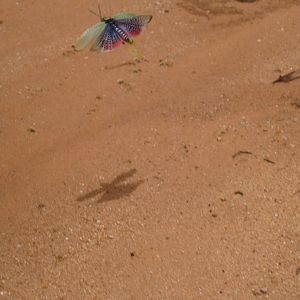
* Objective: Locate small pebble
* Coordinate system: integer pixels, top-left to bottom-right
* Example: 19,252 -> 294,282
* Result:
27,128 -> 36,133
260,287 -> 268,294
132,68 -> 142,73
159,58 -> 173,67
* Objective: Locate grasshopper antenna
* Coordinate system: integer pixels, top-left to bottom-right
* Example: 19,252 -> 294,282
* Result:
98,0 -> 103,20
88,0 -> 103,20
88,9 -> 100,18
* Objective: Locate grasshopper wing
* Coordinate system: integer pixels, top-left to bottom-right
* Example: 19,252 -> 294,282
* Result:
75,22 -> 105,51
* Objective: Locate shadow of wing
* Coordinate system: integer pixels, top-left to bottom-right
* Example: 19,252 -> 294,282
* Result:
110,168 -> 137,185
76,187 -> 104,202
97,180 -> 144,203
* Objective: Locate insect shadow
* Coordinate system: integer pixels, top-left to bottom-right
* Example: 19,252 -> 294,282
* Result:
76,169 -> 144,204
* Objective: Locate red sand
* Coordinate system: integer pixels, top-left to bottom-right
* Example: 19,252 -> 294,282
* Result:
0,1 -> 299,299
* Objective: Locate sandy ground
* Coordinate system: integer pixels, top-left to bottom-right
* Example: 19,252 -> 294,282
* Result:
0,0 -> 300,299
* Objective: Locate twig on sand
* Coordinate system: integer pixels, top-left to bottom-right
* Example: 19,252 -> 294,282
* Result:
232,150 -> 253,159
263,158 -> 275,164
273,69 -> 300,84
291,99 -> 300,108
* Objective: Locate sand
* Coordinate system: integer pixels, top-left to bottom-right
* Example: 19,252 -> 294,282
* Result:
0,0 -> 299,299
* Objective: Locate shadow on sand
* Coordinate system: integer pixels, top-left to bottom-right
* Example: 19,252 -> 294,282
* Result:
76,169 -> 144,204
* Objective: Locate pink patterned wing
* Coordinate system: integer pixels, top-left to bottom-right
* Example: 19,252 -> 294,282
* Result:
115,15 -> 152,37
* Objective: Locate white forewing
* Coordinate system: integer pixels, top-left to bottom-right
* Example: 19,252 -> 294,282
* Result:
75,22 -> 105,51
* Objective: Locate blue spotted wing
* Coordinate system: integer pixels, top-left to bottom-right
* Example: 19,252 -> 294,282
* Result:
113,14 -> 153,38
91,22 -> 126,52
75,12 -> 152,52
